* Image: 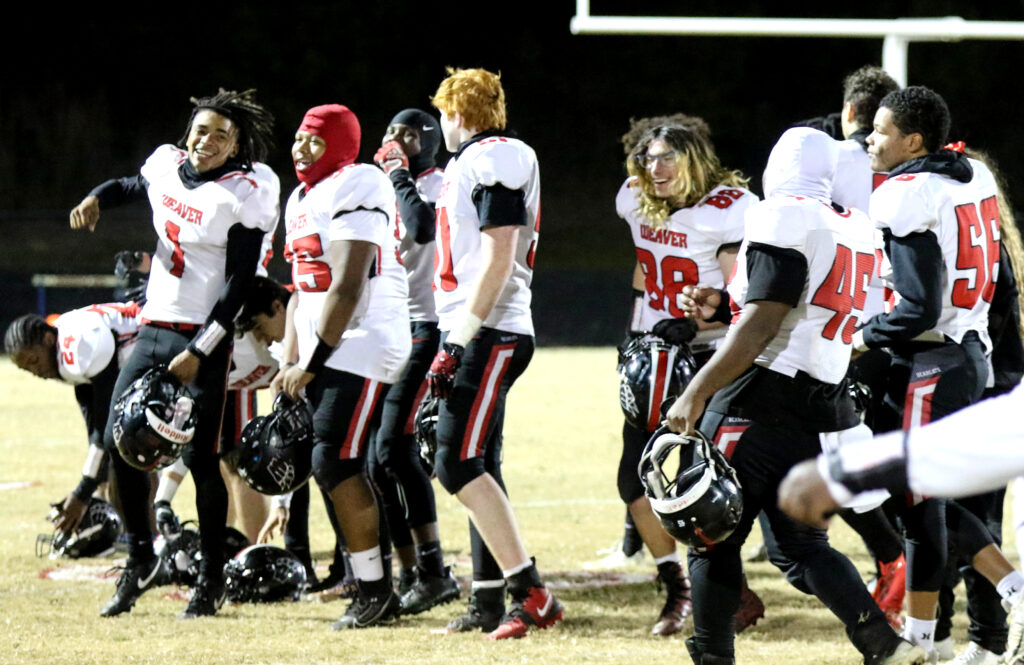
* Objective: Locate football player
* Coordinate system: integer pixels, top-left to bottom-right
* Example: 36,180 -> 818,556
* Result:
792,66 -> 909,630
69,88 -> 280,619
616,118 -> 756,636
850,87 -> 1000,658
5,302 -> 142,536
665,128 -> 922,665
425,67 -> 562,639
371,109 -> 460,612
274,103 -> 411,629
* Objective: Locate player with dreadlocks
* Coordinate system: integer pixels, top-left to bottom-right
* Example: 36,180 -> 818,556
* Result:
69,88 -> 280,619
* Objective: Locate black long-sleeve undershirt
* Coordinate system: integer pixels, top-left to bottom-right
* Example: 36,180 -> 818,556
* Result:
88,175 -> 149,207
860,229 -> 944,348
205,224 -> 264,335
390,169 -> 436,244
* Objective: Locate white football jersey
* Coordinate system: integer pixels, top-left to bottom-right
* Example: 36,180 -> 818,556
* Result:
616,177 -> 754,348
139,145 -> 280,324
396,167 -> 444,323
227,332 -> 279,390
433,136 -> 540,336
54,302 -> 143,385
832,139 -> 889,320
869,157 -> 999,350
728,196 -> 877,384
285,164 -> 411,383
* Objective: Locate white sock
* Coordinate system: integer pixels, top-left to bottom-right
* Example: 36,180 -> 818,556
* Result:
904,617 -> 937,653
998,570 -> 1024,604
653,552 -> 681,565
349,546 -> 384,582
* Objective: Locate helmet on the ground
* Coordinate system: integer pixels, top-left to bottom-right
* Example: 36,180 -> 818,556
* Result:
619,335 -> 696,432
154,521 -> 202,586
35,498 -> 123,559
224,544 -> 307,602
414,395 -> 441,477
236,393 -> 313,495
639,427 -> 743,548
112,366 -> 196,471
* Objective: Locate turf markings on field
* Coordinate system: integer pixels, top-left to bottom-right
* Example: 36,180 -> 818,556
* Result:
0,480 -> 42,491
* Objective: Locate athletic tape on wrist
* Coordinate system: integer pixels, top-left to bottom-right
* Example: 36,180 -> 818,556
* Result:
445,312 -> 483,348
272,492 -> 293,510
191,321 -> 228,358
81,444 -> 105,479
629,288 -> 644,333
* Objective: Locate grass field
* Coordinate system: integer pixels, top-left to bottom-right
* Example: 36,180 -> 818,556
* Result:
0,349 -> 1006,665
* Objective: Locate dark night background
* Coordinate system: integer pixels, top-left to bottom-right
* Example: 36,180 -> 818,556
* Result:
3,2 -> 1023,345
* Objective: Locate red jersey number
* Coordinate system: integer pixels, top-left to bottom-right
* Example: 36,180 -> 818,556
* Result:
810,244 -> 875,343
164,221 -> 185,278
284,234 -> 332,292
952,196 -> 1000,309
433,207 -> 457,292
636,248 -> 699,318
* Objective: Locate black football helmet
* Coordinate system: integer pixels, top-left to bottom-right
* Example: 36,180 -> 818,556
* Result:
619,335 -> 696,432
639,427 -> 743,548
414,395 -> 441,477
154,521 -> 202,586
225,544 -> 307,603
155,522 -> 251,587
112,366 -> 196,471
236,393 -> 313,495
36,498 -> 123,559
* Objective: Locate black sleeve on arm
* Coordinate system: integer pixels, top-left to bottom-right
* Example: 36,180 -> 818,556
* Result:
471,183 -> 527,229
716,241 -> 742,256
88,175 -> 149,208
189,225 -> 264,358
82,357 -> 119,445
987,242 -> 1017,352
744,242 -> 808,307
390,170 -> 436,244
861,229 -> 943,347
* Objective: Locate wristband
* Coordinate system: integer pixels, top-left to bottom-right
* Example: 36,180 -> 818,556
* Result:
72,476 -> 100,503
189,320 -> 229,358
445,312 -> 483,348
272,492 -> 293,510
81,444 -> 105,479
851,329 -> 869,353
304,334 -> 335,375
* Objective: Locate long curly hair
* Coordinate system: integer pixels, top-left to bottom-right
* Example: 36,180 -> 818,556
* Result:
179,88 -> 275,171
626,124 -> 748,229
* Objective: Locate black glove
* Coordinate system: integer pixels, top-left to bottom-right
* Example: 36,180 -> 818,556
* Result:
651,317 -> 699,346
154,500 -> 180,537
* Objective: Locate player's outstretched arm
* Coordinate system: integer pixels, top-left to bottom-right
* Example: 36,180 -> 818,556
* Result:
69,195 -> 100,232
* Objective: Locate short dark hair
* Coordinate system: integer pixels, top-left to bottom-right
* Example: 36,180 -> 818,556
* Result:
236,276 -> 291,334
842,66 -> 900,129
879,86 -> 951,153
4,314 -> 55,354
179,88 -> 275,171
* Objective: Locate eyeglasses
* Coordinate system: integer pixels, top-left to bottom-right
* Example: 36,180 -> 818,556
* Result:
636,149 -> 680,168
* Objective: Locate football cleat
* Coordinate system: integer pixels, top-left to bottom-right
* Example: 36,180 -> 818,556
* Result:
932,637 -> 954,662
945,642 -> 998,665
398,567 -> 417,597
180,574 -> 226,619
100,556 -> 162,617
331,580 -> 401,630
486,586 -> 563,640
582,539 -> 647,572
1004,594 -> 1024,665
400,567 -> 460,615
440,588 -> 505,633
651,562 -> 691,637
864,637 -> 927,665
